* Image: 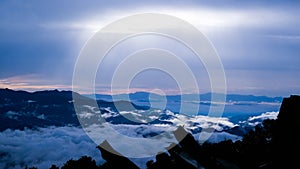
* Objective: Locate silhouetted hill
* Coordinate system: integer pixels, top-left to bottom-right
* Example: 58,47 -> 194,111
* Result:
0,88 -> 81,130
0,88 -> 149,131
0,88 -> 82,104
272,95 -> 300,168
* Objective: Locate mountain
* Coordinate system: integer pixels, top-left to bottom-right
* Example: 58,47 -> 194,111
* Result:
0,88 -> 280,142
0,89 -> 291,169
0,88 -> 232,134
88,92 -> 282,103
86,92 -> 282,118
0,88 -> 79,130
272,95 -> 300,168
0,88 -> 149,131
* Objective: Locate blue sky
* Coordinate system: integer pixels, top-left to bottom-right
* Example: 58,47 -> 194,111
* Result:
0,0 -> 299,96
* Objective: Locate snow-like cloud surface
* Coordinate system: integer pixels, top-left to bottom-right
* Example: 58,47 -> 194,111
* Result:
239,111 -> 279,127
193,132 -> 242,143
83,123 -> 177,159
248,111 -> 279,121
0,110 -> 280,168
162,111 -> 237,131
0,127 -> 103,169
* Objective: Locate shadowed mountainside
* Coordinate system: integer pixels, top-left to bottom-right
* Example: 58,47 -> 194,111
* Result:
0,88 -> 149,131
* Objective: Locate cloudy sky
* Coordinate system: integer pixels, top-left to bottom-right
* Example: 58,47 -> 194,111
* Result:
0,0 -> 299,96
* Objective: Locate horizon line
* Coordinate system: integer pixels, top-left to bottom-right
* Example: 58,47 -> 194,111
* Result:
0,87 -> 286,98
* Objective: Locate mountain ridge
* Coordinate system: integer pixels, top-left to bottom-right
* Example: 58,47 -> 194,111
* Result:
0,88 -> 149,131
86,91 -> 283,103
0,88 -> 281,140
0,88 -> 282,102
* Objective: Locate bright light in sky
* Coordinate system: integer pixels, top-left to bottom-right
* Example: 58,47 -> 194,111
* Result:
0,0 -> 299,96
44,7 -> 296,34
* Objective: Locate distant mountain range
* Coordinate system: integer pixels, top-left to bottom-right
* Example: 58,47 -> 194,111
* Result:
0,88 -> 282,138
85,91 -> 282,117
86,91 -> 283,103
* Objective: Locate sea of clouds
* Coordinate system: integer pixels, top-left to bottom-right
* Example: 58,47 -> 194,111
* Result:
0,111 -> 279,169
0,126 -> 102,169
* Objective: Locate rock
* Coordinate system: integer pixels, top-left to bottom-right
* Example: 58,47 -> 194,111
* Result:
272,95 -> 300,168
97,140 -> 140,169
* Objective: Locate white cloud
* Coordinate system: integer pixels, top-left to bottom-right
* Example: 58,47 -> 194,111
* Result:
84,123 -> 177,159
78,112 -> 94,119
163,111 -> 237,131
0,127 -> 103,169
248,111 -> 279,121
263,35 -> 300,40
0,109 -> 282,168
36,114 -> 46,120
6,111 -> 20,120
41,7 -> 297,35
194,131 -> 242,143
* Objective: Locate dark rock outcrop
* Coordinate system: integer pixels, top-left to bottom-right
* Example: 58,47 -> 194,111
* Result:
97,140 -> 140,169
272,95 -> 300,168
61,156 -> 98,169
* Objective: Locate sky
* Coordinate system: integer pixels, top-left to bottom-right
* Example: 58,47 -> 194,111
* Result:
0,0 -> 300,96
